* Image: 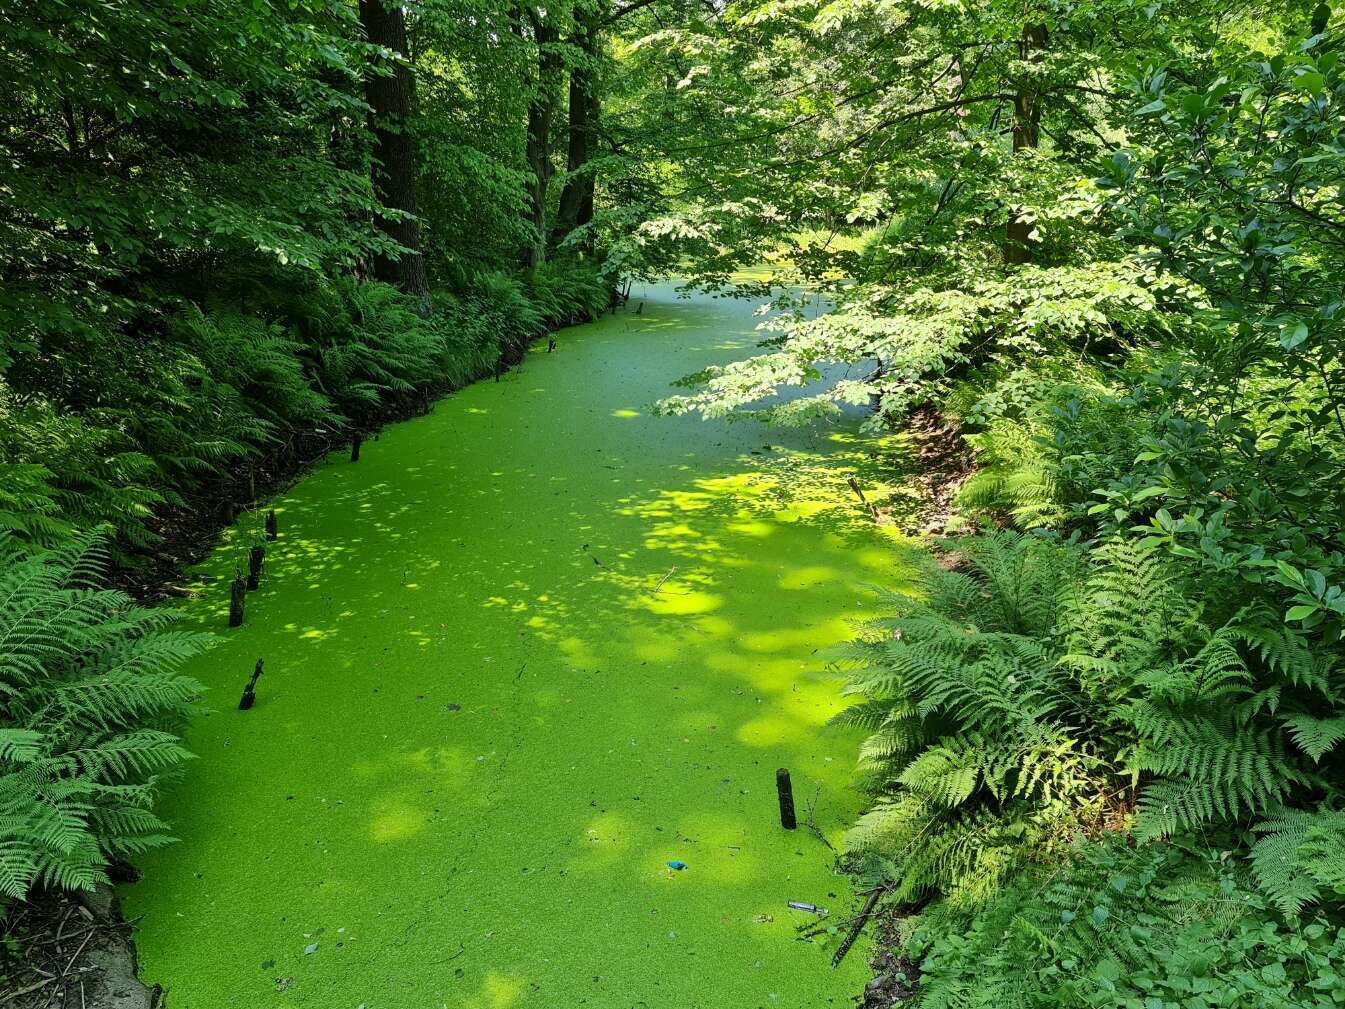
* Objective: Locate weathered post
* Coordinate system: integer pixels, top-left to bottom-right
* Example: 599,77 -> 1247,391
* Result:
265,509 -> 278,541
247,545 -> 265,590
351,431 -> 362,462
238,658 -> 264,711
229,570 -> 246,627
777,768 -> 797,830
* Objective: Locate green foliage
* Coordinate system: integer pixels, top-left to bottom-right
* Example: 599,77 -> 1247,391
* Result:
0,532 -> 207,901
839,532 -> 1340,904
1252,808 -> 1345,916
0,0 -> 616,567
0,257 -> 603,565
910,833 -> 1345,1008
656,261 -> 1191,429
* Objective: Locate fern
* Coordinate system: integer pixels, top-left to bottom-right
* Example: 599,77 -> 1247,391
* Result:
841,532 -> 1340,910
1250,807 -> 1345,915
958,421 -> 1067,528
0,531 -> 207,903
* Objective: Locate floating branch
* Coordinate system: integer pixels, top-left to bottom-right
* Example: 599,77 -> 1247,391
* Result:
846,475 -> 879,520
831,886 -> 885,968
651,566 -> 678,595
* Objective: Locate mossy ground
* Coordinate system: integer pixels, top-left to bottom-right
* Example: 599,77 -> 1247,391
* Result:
122,285 -> 920,1008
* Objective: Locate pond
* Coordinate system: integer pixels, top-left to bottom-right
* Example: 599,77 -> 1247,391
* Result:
123,283 -> 915,1008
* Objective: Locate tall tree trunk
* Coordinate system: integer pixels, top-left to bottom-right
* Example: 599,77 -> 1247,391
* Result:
524,17 -> 561,269
1005,22 -> 1046,265
360,0 -> 430,305
554,14 -> 599,251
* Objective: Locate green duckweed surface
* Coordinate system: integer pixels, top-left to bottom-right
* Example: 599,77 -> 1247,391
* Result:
123,285 -> 917,1009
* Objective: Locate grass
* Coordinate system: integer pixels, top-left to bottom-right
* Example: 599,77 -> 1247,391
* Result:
121,284 -> 921,1008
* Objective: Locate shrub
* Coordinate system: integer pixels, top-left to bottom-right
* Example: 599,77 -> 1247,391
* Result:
0,259 -> 608,568
837,532 -> 1338,907
910,832 -> 1345,1008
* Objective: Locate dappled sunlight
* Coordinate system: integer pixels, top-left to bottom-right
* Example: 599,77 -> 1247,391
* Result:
369,798 -> 429,843
639,587 -> 723,616
460,972 -> 526,1009
571,811 -> 636,871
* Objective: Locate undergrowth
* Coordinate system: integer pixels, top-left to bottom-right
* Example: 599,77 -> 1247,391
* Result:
0,259 -> 608,565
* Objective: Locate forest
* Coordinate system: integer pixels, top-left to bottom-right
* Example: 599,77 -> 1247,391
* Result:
2,0 -> 1344,1007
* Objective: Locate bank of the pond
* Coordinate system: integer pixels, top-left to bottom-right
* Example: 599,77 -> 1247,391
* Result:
121,285 -> 917,1008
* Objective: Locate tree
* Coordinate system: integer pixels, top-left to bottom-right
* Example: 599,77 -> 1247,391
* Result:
517,4 -> 568,267
360,0 -> 431,304
554,7 -> 601,249
1005,22 -> 1047,264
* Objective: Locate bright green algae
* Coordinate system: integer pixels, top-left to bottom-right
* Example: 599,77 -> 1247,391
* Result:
122,285 -> 916,1008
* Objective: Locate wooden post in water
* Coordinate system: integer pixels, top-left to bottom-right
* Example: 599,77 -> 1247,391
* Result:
777,768 -> 797,829
247,545 -> 265,590
229,570 -> 246,627
351,431 -> 362,462
265,509 -> 277,541
238,658 -> 264,711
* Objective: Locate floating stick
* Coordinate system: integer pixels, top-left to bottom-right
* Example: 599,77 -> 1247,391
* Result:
238,658 -> 264,711
247,545 -> 265,590
229,570 -> 246,627
846,475 -> 880,520
832,887 -> 884,968
777,768 -> 797,830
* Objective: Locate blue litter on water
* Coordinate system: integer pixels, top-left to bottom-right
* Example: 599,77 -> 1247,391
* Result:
666,860 -> 687,871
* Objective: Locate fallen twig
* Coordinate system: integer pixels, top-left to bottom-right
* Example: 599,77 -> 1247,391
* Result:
846,475 -> 880,521
651,566 -> 678,595
832,885 -> 888,968
803,783 -> 837,854
61,926 -> 95,978
798,912 -> 864,940
0,976 -> 55,1003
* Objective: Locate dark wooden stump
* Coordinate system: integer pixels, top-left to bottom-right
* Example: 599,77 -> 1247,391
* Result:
351,431 -> 362,462
247,545 -> 265,590
265,509 -> 277,541
548,336 -> 556,353
777,768 -> 797,830
229,571 -> 246,627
